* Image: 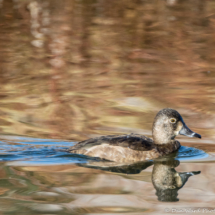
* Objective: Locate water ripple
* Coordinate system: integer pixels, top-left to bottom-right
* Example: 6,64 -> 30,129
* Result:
0,136 -> 213,166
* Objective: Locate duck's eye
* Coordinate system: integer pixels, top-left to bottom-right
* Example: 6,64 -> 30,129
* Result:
170,118 -> 176,123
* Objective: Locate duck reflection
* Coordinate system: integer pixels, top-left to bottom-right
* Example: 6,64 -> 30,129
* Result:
152,159 -> 200,202
78,159 -> 153,174
78,158 -> 200,202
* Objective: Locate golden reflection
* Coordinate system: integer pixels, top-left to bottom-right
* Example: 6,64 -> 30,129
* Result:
0,0 -> 214,143
0,159 -> 207,214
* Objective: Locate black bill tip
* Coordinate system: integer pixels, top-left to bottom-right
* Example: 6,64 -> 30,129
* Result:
192,133 -> 201,139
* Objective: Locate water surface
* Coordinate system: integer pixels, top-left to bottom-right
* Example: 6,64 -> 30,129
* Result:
0,136 -> 215,214
1,0 -> 215,214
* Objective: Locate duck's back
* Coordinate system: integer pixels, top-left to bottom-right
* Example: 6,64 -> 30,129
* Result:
69,134 -> 160,163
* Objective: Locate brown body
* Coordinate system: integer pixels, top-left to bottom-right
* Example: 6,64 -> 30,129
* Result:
69,134 -> 181,163
69,108 -> 201,163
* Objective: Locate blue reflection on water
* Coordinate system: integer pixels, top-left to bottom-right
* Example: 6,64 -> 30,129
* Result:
176,146 -> 208,161
0,136 -> 209,165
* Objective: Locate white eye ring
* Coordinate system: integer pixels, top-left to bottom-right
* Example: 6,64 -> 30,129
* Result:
170,118 -> 176,123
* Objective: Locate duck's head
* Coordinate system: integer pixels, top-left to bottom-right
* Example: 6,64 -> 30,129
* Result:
152,108 -> 201,144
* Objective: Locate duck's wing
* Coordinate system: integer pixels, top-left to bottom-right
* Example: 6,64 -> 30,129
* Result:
69,134 -> 154,152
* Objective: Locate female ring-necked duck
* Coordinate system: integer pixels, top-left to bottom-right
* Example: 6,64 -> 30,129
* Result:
69,108 -> 201,163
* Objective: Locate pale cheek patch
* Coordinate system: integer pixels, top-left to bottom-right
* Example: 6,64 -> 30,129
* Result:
174,121 -> 183,136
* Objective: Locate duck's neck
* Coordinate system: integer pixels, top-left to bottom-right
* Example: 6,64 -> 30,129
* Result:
155,141 -> 181,156
152,123 -> 175,145
152,132 -> 174,145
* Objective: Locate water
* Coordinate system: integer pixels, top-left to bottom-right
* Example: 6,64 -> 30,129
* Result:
0,136 -> 210,165
0,136 -> 214,214
1,0 -> 215,214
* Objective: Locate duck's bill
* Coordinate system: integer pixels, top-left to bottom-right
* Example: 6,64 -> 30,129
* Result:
179,123 -> 201,139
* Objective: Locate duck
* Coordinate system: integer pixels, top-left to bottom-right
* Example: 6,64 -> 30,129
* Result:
69,108 -> 201,163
